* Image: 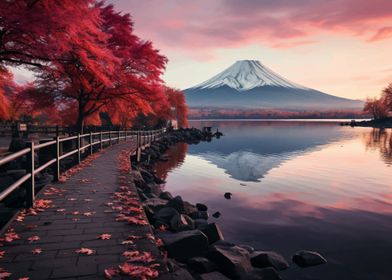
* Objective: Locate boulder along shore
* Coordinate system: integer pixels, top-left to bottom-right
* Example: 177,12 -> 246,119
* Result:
128,128 -> 326,280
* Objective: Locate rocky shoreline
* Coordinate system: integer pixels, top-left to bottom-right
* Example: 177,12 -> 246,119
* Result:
128,128 -> 327,280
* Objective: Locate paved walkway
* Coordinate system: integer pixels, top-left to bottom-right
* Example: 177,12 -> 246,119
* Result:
0,141 -> 164,279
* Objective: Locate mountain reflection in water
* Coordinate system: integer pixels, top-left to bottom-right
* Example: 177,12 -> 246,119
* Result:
157,121 -> 392,280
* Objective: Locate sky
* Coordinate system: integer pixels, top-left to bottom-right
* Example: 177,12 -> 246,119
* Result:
108,0 -> 392,100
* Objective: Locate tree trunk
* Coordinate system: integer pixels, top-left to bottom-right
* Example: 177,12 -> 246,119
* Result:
76,101 -> 85,134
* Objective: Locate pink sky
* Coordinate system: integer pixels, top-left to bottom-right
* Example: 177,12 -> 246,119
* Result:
109,0 -> 392,100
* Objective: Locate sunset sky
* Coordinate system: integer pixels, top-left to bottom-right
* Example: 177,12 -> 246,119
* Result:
109,0 -> 392,100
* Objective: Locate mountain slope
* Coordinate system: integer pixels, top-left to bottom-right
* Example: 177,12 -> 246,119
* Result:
185,60 -> 363,110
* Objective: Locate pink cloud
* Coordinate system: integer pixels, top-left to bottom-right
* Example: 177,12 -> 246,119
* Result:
369,26 -> 392,41
110,0 -> 392,57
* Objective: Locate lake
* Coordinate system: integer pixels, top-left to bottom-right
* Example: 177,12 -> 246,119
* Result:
156,120 -> 392,280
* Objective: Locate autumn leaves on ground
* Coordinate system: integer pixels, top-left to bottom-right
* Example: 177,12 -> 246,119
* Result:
0,1 -> 187,131
0,143 -> 166,280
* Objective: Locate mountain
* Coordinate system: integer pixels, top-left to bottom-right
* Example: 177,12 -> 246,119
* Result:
184,60 -> 363,110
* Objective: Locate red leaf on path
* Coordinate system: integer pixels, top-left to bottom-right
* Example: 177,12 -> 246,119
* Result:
0,268 -> 11,279
122,251 -> 155,263
118,263 -> 158,279
127,216 -> 148,226
128,235 -> 143,240
0,251 -> 5,258
27,236 -> 40,243
3,231 -> 20,243
18,278 -> 29,280
83,212 -> 95,217
98,234 -> 112,240
16,214 -> 25,222
56,208 -> 66,212
67,198 -> 77,201
104,267 -> 119,279
71,211 -> 80,215
25,225 -> 38,230
84,198 -> 93,202
32,248 -> 42,254
34,199 -> 53,210
75,248 -> 95,255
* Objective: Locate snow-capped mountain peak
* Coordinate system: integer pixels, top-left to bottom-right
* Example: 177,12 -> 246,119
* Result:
190,60 -> 308,91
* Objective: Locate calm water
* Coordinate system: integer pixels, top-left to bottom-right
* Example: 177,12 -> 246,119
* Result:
156,120 -> 392,280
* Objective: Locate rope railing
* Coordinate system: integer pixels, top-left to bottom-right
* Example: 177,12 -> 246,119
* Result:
0,128 -> 166,208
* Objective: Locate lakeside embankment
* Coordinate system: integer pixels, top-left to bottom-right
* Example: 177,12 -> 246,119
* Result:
341,117 -> 392,128
130,128 -> 327,280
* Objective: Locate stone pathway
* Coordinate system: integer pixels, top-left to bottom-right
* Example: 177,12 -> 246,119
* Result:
0,141 -> 164,279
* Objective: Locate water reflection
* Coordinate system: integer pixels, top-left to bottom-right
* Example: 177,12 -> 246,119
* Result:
157,121 -> 392,280
363,129 -> 392,165
155,142 -> 188,181
188,121 -> 355,181
203,151 -> 284,181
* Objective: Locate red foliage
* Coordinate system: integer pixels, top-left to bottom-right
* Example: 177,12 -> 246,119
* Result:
1,1 -> 187,130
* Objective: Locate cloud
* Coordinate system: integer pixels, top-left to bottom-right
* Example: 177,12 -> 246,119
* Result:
111,0 -> 392,59
369,26 -> 392,41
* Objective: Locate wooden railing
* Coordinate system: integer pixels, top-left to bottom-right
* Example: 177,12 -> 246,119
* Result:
0,128 -> 165,208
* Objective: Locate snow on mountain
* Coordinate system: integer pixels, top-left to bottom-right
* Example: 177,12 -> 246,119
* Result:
190,60 -> 308,91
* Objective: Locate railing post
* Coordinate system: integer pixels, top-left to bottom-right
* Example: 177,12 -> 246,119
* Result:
124,128 -> 127,141
100,131 -> 103,150
77,133 -> 81,164
89,132 -> 93,155
54,136 -> 60,182
109,131 -> 112,146
118,129 -> 120,143
25,142 -> 35,208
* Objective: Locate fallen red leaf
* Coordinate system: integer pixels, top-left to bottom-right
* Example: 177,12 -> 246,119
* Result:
98,234 -> 112,240
32,248 -> 43,254
75,248 -> 95,255
118,263 -> 158,279
104,267 -> 119,279
27,236 -> 40,243
0,268 -> 11,279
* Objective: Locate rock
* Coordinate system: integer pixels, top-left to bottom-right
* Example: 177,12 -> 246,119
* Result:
250,251 -> 289,271
158,230 -> 209,261
196,203 -> 208,211
154,219 -> 170,230
187,257 -> 217,273
212,211 -> 221,218
199,271 -> 230,280
154,176 -> 165,184
244,268 -> 282,280
160,191 -> 174,201
194,219 -> 208,228
166,196 -> 186,213
292,250 -> 327,268
159,154 -> 169,161
143,198 -> 168,211
190,211 -> 209,220
224,192 -> 232,199
170,214 -> 195,232
238,245 -> 254,254
153,207 -> 180,223
213,240 -> 235,247
199,223 -> 224,244
143,205 -> 155,222
167,268 -> 194,280
183,201 -> 198,215
139,168 -> 155,183
207,245 -> 252,279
